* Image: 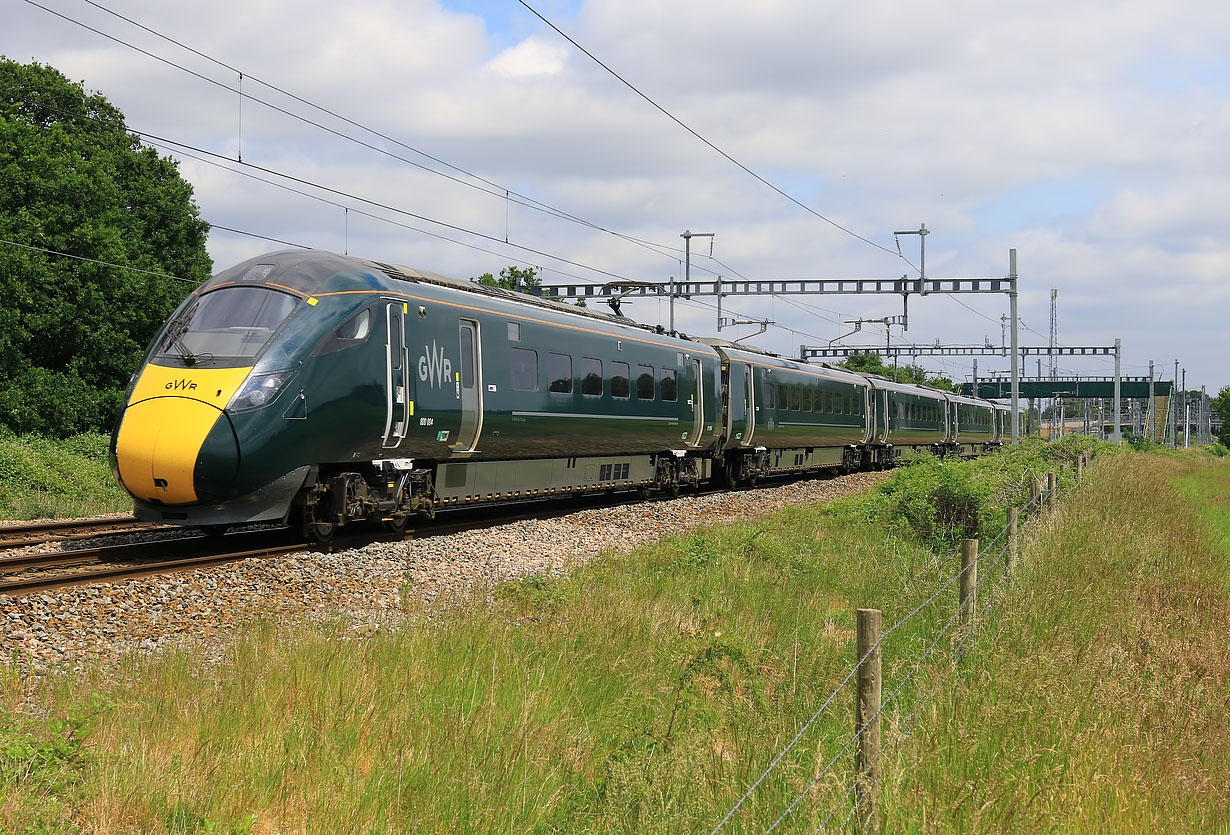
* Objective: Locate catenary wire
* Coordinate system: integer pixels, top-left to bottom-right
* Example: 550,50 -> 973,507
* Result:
516,0 -> 910,264
4,77 -> 762,287
24,0 -> 707,266
0,237 -> 200,284
0,85 -> 641,285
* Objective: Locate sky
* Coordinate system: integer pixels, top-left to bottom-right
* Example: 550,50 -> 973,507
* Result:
3,0 -> 1228,394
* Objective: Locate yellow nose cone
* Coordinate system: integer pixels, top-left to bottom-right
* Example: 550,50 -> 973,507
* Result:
115,397 -> 226,503
115,364 -> 252,504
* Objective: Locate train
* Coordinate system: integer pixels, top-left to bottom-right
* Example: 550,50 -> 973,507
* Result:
109,250 -> 1028,540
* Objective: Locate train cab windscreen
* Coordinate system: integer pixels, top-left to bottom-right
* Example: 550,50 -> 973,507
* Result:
155,287 -> 298,365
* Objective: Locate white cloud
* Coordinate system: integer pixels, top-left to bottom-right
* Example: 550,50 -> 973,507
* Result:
3,0 -> 1229,387
487,38 -> 568,77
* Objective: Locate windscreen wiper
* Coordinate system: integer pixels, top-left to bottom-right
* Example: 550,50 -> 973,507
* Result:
160,310 -> 207,365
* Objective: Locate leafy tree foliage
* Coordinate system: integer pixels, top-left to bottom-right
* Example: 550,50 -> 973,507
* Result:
0,59 -> 211,435
473,264 -> 540,292
1213,385 -> 1230,446
473,265 -> 585,307
837,353 -> 955,391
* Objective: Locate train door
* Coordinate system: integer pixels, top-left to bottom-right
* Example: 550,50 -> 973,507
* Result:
382,302 -> 410,448
726,362 -> 751,445
687,358 -> 703,446
880,388 -> 890,443
744,366 -> 756,445
455,318 -> 483,452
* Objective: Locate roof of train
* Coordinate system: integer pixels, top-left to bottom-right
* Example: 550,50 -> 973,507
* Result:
200,249 -> 711,346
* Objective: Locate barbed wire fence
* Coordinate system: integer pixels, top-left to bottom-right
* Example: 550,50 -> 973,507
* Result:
710,453 -> 1088,834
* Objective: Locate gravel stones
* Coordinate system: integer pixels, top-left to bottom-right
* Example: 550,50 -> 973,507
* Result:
0,472 -> 885,674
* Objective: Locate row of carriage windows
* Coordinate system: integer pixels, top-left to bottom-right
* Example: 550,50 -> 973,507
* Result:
766,383 -> 860,416
508,348 -> 678,401
895,402 -> 994,427
959,406 -> 994,428
900,402 -> 943,423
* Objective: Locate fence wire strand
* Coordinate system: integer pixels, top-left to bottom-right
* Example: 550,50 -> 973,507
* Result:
717,462 -> 1069,833
810,496 -> 1043,832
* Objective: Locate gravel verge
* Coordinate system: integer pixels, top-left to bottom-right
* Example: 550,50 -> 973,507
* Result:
0,471 -> 886,675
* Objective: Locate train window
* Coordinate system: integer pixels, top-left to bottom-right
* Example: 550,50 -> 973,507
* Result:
802,388 -> 811,411
510,348 -> 538,391
636,365 -> 654,399
822,391 -> 831,413
581,358 -> 603,396
337,309 -> 370,340
389,314 -> 404,371
548,353 -> 572,393
661,368 -> 677,401
459,325 -> 474,389
611,362 -> 630,398
312,307 -> 372,356
507,322 -> 520,342
791,386 -> 801,411
764,380 -> 775,409
158,286 -> 297,362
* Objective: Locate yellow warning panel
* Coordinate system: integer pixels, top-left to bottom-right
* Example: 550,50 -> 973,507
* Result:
115,396 -> 230,504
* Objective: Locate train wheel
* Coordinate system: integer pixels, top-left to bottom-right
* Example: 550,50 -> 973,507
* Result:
294,503 -> 336,543
724,459 -> 742,490
308,520 -> 336,542
383,515 -> 409,537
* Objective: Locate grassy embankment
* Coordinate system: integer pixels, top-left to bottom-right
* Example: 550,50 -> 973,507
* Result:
2,438 -> 1227,832
884,451 -> 1230,832
0,431 -> 130,521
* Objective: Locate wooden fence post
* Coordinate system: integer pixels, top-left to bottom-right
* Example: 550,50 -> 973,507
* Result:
1076,454 -> 1085,482
1047,472 -> 1058,512
1006,507 -> 1019,576
854,608 -> 882,835
959,539 -> 978,628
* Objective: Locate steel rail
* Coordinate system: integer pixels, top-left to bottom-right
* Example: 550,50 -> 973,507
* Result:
0,516 -> 156,549
0,541 -> 313,596
0,469 -> 871,597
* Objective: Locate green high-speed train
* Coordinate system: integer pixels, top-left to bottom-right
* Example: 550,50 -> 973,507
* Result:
110,250 -> 1026,539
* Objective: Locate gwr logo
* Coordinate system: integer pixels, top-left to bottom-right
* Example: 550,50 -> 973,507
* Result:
165,379 -> 198,391
418,341 -> 453,388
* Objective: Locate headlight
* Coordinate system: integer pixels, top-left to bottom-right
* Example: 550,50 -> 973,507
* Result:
228,371 -> 293,411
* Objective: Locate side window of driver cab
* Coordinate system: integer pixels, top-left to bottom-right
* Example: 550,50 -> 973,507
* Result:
337,309 -> 371,341
312,307 -> 372,356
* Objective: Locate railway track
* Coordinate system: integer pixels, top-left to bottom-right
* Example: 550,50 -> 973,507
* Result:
0,477 -> 804,597
0,528 -> 314,596
0,516 -> 157,548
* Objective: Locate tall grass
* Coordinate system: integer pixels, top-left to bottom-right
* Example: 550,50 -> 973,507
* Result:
8,441 -> 1223,833
882,453 -> 1230,832
0,430 -> 130,521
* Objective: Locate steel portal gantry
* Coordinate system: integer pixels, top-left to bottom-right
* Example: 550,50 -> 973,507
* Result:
526,249 -> 1028,441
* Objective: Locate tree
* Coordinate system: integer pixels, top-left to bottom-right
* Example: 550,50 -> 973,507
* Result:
473,264 -> 541,292
0,59 -> 211,436
1213,385 -> 1230,446
838,354 -> 954,391
472,265 -> 585,307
